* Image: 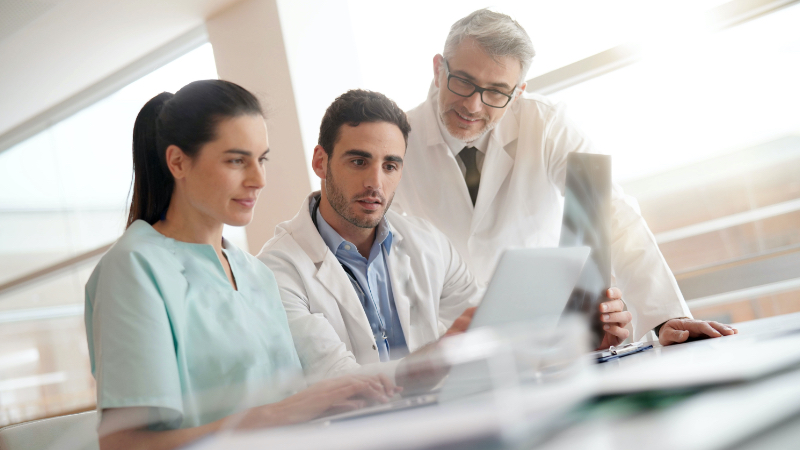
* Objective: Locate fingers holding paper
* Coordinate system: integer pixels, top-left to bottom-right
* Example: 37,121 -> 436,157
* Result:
598,288 -> 632,349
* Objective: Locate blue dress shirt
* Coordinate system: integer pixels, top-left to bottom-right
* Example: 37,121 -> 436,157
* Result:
314,199 -> 408,362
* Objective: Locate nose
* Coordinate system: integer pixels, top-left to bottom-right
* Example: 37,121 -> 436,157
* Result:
363,164 -> 383,192
462,91 -> 483,114
246,160 -> 267,190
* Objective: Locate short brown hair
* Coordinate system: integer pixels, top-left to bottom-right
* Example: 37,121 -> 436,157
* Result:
318,89 -> 411,156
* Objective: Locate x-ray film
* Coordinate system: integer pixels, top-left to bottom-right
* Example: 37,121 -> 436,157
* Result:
559,153 -> 612,348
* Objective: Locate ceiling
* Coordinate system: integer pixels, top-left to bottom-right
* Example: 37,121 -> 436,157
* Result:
0,0 -> 241,139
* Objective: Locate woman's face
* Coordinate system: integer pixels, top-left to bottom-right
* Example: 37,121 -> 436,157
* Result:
175,114 -> 269,227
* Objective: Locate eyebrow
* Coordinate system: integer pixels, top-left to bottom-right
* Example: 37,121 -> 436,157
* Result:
342,149 -> 372,159
343,149 -> 404,164
224,148 -> 270,157
451,69 -> 514,91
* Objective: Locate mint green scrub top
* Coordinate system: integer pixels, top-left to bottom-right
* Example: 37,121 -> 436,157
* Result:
85,220 -> 304,429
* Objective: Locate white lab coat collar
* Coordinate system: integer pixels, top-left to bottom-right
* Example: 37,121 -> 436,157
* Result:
261,190 -> 482,379
274,193 -> 414,352
276,194 -> 373,345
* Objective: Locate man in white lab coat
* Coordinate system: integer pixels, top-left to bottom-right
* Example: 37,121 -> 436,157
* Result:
394,9 -> 738,346
258,90 -> 491,384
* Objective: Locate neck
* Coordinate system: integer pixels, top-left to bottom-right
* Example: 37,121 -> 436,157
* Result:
153,193 -> 224,252
318,192 -> 376,258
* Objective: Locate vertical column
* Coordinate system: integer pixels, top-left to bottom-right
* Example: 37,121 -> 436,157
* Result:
206,0 -> 311,254
276,0 -> 363,189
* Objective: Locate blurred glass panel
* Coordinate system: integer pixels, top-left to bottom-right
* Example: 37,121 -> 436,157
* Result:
0,315 -> 94,427
690,287 -> 800,323
629,140 -> 800,235
661,211 -> 800,274
0,211 -> 125,286
0,265 -> 94,314
0,265 -> 97,426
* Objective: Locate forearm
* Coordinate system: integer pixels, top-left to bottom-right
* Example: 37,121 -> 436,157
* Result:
98,400 -> 299,450
609,190 -> 692,338
99,418 -> 224,450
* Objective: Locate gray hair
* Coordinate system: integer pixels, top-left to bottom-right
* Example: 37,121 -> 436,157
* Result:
443,9 -> 535,84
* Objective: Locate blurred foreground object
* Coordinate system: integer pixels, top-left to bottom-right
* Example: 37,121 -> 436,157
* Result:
0,410 -> 98,450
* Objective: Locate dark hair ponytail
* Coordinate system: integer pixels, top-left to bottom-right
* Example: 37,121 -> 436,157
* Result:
127,79 -> 263,227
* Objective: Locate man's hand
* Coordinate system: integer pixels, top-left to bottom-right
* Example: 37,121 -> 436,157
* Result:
396,307 -> 477,396
598,287 -> 632,349
659,318 -> 738,346
444,306 -> 477,337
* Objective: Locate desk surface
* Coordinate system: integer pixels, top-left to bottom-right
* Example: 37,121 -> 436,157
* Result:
543,311 -> 800,450
195,312 -> 800,450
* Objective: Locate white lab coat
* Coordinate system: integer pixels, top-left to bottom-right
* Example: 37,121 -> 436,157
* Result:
257,193 -> 481,382
394,85 -> 692,340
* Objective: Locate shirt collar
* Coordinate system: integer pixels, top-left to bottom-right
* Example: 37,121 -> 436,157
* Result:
313,196 -> 393,258
434,102 -> 492,159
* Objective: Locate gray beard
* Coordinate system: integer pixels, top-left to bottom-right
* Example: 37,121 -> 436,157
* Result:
438,107 -> 499,144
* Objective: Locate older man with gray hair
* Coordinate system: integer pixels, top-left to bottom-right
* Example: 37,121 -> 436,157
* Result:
394,8 -> 737,347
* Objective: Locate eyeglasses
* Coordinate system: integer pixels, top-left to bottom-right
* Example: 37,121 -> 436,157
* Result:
443,59 -> 518,108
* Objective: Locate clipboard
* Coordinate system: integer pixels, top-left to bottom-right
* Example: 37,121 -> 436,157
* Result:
596,342 -> 653,363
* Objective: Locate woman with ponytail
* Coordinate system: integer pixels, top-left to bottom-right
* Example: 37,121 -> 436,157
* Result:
85,80 -> 397,450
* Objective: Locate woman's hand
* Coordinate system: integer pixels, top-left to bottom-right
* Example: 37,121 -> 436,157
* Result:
234,374 -> 399,428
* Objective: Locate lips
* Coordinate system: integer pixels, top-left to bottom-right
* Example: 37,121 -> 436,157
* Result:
454,110 -> 482,123
233,198 -> 257,208
355,197 -> 383,211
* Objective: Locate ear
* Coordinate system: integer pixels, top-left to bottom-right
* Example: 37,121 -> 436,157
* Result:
516,82 -> 527,100
433,54 -> 444,88
312,145 -> 328,180
164,145 -> 191,180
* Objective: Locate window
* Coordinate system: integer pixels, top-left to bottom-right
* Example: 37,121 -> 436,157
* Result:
547,2 -> 800,323
346,0 -> 729,110
0,43 -> 219,426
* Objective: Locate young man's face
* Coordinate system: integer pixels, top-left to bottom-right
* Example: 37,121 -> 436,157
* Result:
434,37 -> 525,143
313,121 -> 405,229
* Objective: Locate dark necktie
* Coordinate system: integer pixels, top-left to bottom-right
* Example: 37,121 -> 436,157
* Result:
460,146 -> 481,206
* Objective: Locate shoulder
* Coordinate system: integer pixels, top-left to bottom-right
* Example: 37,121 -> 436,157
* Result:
386,210 -> 449,247
258,227 -> 303,265
257,198 -> 317,261
257,228 -> 315,286
404,95 -> 436,145
98,220 -> 178,272
405,98 -> 428,124
86,221 -> 183,308
511,92 -> 566,121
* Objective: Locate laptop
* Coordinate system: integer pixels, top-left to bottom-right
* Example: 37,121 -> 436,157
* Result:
315,246 -> 591,422
469,246 -> 591,330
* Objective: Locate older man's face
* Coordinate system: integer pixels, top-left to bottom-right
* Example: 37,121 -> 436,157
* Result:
434,37 -> 523,143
